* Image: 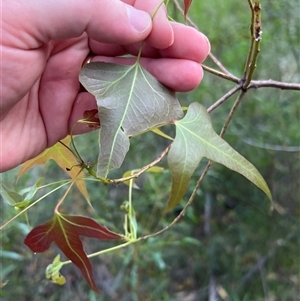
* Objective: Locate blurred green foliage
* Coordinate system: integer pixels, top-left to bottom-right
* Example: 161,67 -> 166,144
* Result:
1,1 -> 299,300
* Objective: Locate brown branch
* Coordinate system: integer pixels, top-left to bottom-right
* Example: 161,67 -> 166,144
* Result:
174,0 -> 299,95
220,90 -> 246,137
202,64 -> 239,83
206,78 -> 299,114
110,144 -> 171,184
208,53 -> 236,77
173,0 -> 234,76
207,84 -> 243,113
202,62 -> 300,92
249,79 -> 300,91
242,1 -> 262,88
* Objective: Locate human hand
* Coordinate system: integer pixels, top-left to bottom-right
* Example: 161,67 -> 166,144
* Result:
0,0 -> 210,172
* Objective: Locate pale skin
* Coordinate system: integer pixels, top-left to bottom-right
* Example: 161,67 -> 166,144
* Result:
0,0 -> 210,172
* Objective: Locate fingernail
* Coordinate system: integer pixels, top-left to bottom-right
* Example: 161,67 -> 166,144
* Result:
126,5 -> 151,34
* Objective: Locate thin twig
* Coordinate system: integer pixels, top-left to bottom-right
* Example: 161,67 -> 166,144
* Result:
0,182 -> 71,231
202,64 -> 239,83
110,145 -> 171,184
208,53 -> 236,77
173,0 -> 233,76
207,84 -> 243,113
220,90 -> 246,137
205,77 -> 299,114
54,169 -> 82,211
139,161 -> 212,241
202,64 -> 300,92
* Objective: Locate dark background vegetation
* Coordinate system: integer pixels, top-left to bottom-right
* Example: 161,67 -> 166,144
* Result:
1,1 -> 299,300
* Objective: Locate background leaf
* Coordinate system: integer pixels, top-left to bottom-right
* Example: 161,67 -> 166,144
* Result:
166,102 -> 272,211
79,62 -> 183,177
18,136 -> 89,202
24,213 -> 122,292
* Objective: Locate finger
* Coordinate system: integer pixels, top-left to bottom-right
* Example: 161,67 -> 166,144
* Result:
18,0 -> 152,46
158,22 -> 210,63
120,0 -> 174,49
68,92 -> 99,135
87,56 -> 203,92
38,38 -> 88,145
141,58 -> 203,91
133,0 -> 174,49
88,39 -> 159,58
89,22 -> 209,62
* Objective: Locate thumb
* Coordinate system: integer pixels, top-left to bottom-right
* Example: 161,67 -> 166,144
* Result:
21,0 -> 152,45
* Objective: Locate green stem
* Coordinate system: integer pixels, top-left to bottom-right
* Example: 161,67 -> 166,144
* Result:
0,182 -> 71,231
220,90 -> 246,138
61,240 -> 136,265
111,145 -> 170,184
69,122 -> 87,166
128,176 -> 135,239
151,0 -> 166,18
38,179 -> 73,190
135,0 -> 166,63
202,64 -> 239,83
54,169 -> 82,212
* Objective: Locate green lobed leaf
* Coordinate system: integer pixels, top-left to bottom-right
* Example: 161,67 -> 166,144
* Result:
79,62 -> 183,177
0,184 -> 24,206
165,102 -> 272,212
1,179 -> 43,210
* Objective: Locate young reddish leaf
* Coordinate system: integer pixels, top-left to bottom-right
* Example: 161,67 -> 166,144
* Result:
82,109 -> 100,129
18,136 -> 89,203
184,0 -> 193,20
24,213 -> 122,292
79,109 -> 100,129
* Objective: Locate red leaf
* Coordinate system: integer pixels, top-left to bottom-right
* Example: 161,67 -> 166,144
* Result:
24,213 -> 122,292
184,0 -> 192,20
